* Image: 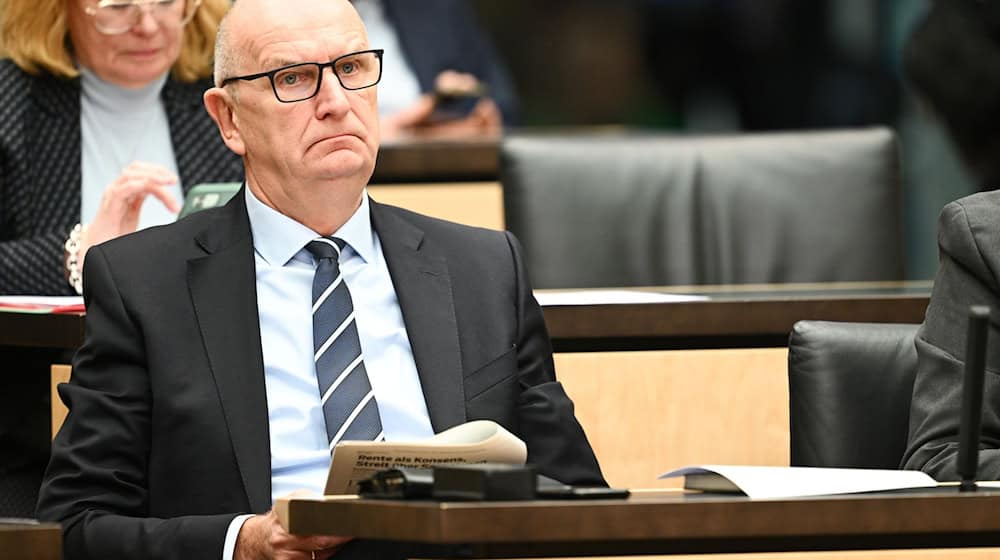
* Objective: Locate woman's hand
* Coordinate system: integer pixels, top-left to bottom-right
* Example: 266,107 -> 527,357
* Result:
80,161 -> 180,260
380,70 -> 502,141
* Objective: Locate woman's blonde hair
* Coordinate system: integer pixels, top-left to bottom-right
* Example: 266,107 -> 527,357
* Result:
0,0 -> 230,82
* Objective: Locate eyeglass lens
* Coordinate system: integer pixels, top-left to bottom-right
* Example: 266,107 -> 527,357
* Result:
272,51 -> 381,102
91,0 -> 200,35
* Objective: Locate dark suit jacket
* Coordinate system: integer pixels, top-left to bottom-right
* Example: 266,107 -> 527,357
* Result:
0,60 -> 244,295
37,189 -> 605,559
382,0 -> 520,124
903,190 -> 1000,479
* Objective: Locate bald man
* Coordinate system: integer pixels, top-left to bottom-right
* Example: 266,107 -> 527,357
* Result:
36,1 -> 604,559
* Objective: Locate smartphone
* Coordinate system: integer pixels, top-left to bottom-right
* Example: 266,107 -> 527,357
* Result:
536,485 -> 631,500
178,182 -> 242,219
428,91 -> 482,123
536,474 -> 630,500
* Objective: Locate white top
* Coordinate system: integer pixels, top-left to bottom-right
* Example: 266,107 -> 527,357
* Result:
79,67 -> 182,229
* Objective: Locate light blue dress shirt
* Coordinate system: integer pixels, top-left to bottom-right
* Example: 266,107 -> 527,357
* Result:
222,187 -> 434,558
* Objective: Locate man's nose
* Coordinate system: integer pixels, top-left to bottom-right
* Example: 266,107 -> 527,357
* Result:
314,67 -> 352,116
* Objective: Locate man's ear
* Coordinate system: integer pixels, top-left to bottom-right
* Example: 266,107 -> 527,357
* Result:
204,87 -> 247,156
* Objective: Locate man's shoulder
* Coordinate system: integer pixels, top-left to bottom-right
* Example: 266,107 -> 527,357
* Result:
949,189 -> 1000,214
98,205 -> 238,263
942,190 -> 1000,244
938,190 -> 1000,282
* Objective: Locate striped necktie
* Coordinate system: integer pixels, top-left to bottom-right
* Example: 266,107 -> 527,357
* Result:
306,237 -> 383,450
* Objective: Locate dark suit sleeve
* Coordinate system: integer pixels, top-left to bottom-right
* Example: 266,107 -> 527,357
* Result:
0,206 -> 76,295
0,133 -> 74,295
505,232 -> 606,486
903,197 -> 1000,480
36,245 -> 238,559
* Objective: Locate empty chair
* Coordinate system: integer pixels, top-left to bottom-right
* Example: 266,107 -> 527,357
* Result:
787,320 -> 919,468
501,128 -> 902,288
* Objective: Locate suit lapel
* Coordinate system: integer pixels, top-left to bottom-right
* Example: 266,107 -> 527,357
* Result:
187,190 -> 272,512
370,201 -> 467,432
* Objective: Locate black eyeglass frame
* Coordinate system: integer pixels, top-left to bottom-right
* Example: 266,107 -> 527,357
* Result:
220,49 -> 384,103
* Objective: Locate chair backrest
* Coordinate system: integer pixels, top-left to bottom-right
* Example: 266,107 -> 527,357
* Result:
787,320 -> 919,469
501,128 -> 903,288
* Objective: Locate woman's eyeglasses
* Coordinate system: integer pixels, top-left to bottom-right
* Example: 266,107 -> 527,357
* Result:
85,0 -> 202,35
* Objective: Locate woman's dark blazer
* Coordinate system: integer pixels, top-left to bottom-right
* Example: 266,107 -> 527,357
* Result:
0,60 -> 243,295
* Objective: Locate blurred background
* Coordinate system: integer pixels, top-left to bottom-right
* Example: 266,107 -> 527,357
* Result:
471,0 -> 974,280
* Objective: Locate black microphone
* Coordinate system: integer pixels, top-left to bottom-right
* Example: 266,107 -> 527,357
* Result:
958,305 -> 990,492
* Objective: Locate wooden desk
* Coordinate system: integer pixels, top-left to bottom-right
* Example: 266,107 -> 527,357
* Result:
543,281 -> 931,351
0,282 -> 930,352
366,139 -> 503,230
0,522 -> 61,560
368,181 -> 503,230
371,137 -> 498,183
0,311 -> 83,349
276,490 -> 1000,558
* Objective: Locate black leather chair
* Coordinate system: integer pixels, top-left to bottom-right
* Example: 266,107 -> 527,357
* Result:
787,320 -> 920,468
501,128 -> 903,288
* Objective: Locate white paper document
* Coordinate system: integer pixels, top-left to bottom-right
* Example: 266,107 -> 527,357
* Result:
0,296 -> 84,307
659,464 -> 938,499
534,290 -> 708,306
324,420 -> 526,495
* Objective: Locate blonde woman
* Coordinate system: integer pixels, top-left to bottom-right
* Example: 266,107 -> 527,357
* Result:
0,0 -> 242,295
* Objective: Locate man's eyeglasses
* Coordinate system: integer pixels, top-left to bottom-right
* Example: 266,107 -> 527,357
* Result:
220,49 -> 384,103
85,0 -> 202,35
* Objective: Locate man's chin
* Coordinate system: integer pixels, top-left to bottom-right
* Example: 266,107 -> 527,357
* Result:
307,154 -> 373,183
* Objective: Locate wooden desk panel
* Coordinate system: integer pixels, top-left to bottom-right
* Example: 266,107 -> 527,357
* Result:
372,138 -> 498,183
543,282 -> 931,351
368,181 -> 503,230
50,364 -> 71,439
556,348 -> 790,489
0,522 -> 61,560
276,491 -> 1000,557
0,283 -> 931,352
0,312 -> 83,349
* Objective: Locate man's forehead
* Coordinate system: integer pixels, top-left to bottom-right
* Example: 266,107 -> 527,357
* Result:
231,0 -> 368,67
249,28 -> 368,68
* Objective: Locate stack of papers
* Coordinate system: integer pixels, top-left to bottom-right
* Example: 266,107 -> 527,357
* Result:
659,465 -> 939,499
534,290 -> 707,306
325,420 -> 526,495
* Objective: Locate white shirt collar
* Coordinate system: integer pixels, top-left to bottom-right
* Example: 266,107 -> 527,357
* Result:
244,186 -> 376,266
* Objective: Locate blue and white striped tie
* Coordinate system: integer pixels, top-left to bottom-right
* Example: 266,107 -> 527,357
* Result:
306,237 -> 383,450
